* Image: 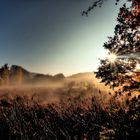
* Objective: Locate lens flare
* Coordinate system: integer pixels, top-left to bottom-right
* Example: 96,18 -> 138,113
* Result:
136,64 -> 140,70
107,53 -> 117,63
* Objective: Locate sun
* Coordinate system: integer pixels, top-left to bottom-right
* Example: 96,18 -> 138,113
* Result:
135,64 -> 140,70
107,53 -> 117,63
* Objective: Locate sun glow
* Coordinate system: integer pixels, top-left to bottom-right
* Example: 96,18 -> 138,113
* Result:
107,53 -> 117,63
135,64 -> 140,70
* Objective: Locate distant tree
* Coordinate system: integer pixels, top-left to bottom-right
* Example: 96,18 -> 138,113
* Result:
10,65 -> 30,85
0,64 -> 10,85
95,0 -> 140,95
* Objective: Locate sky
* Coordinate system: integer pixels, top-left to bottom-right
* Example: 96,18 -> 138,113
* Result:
0,0 -> 125,76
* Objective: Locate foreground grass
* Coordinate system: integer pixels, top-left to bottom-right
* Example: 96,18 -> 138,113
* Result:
0,92 -> 140,140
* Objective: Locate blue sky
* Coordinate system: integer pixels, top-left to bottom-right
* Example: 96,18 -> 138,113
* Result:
0,0 -> 125,75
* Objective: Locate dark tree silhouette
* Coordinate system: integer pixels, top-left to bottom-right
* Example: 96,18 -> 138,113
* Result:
95,0 -> 140,95
0,64 -> 10,85
82,0 -> 136,16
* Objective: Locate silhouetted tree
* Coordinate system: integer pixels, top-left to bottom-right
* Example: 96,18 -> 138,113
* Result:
82,0 -> 136,16
0,64 -> 10,85
95,0 -> 140,95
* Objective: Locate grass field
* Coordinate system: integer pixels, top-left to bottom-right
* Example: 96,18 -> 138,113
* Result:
0,73 -> 140,140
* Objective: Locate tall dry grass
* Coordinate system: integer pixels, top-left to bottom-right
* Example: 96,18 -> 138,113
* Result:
0,74 -> 140,140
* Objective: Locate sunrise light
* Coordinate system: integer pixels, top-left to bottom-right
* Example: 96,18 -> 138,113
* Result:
107,53 -> 117,63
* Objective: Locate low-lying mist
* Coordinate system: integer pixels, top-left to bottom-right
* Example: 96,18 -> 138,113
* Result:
0,73 -> 112,106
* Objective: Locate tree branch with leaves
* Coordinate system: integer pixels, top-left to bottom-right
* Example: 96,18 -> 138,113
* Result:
94,0 -> 140,95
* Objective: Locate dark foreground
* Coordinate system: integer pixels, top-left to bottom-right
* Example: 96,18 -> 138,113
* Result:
0,94 -> 140,140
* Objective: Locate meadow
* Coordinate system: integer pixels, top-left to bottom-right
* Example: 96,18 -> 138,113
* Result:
0,73 -> 140,140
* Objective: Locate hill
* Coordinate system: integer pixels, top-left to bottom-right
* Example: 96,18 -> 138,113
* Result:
7,65 -> 65,85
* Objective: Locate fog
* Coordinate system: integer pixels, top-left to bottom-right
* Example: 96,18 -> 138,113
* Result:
0,73 -> 112,106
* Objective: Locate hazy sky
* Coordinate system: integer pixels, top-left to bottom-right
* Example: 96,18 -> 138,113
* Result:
0,0 -> 125,75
